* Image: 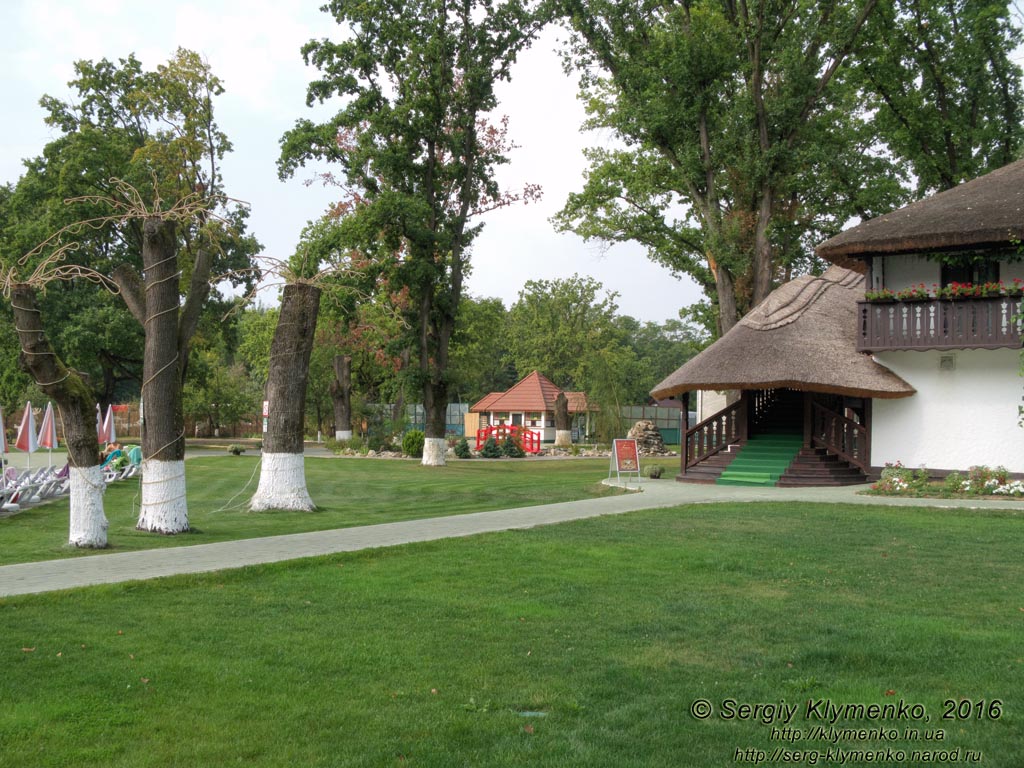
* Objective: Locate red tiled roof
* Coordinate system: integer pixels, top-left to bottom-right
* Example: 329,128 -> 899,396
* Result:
469,371 -> 591,413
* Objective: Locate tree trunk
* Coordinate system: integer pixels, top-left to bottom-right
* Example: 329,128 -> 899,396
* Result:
553,391 -> 572,448
133,218 -> 189,534
331,354 -> 353,440
10,283 -> 107,548
251,282 -> 321,511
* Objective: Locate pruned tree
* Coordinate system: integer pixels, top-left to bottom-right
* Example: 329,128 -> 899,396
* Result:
2,50 -> 260,534
279,0 -> 547,466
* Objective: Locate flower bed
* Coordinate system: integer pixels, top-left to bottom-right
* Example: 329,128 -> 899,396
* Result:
865,462 -> 1024,498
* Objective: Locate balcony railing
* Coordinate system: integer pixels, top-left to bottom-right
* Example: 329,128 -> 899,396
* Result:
856,296 -> 1022,352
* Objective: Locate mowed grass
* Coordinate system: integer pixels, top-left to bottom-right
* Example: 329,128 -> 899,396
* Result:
0,456 -> 620,565
1,501 -> 1022,767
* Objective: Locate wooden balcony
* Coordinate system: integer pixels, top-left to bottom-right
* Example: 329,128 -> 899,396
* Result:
856,296 -> 1022,352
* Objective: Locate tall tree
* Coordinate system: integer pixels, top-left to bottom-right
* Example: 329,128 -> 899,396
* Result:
555,0 -> 895,335
280,0 -> 547,466
2,50 -> 260,533
855,0 -> 1023,193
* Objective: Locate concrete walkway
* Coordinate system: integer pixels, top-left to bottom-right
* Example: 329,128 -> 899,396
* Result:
2,479 -> 1022,598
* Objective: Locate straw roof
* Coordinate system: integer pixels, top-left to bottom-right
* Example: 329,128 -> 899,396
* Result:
817,159 -> 1024,268
470,371 -> 591,413
650,266 -> 916,400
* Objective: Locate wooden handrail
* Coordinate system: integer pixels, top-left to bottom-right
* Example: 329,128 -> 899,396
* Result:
683,398 -> 745,470
811,402 -> 869,473
857,297 -> 1022,352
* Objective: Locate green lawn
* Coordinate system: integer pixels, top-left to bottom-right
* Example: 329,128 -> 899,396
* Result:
1,500 -> 1021,766
0,456 -> 620,565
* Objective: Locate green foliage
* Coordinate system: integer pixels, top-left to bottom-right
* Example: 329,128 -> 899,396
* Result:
454,437 -> 473,459
226,444 -> 246,456
480,436 -> 503,458
854,0 -> 1023,195
280,0 -> 548,440
644,464 -> 664,479
402,429 -> 426,458
500,434 -> 526,458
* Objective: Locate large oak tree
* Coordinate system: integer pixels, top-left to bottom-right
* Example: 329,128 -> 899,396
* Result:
279,0 -> 547,466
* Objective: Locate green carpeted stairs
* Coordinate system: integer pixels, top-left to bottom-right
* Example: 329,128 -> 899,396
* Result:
716,433 -> 803,487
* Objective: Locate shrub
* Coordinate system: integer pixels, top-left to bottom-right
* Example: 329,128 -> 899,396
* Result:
227,444 -> 245,456
943,472 -> 965,494
480,437 -> 502,458
454,438 -> 472,459
645,464 -> 664,479
402,430 -> 425,458
501,435 -> 526,458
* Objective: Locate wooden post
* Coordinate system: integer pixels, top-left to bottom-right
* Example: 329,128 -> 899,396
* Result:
680,392 -> 689,477
802,392 -> 813,449
739,391 -> 749,443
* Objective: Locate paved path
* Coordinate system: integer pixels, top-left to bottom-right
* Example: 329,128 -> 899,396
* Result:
2,480 -> 1021,598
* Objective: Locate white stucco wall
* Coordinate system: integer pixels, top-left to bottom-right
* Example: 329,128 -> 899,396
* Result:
875,254 -> 941,292
872,348 -> 1024,472
1001,261 -> 1024,282
698,390 -> 731,422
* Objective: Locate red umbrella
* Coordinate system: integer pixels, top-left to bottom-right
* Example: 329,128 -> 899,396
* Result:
37,402 -> 58,467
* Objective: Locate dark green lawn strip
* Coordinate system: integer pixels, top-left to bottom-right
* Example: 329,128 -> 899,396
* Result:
0,457 -> 619,565
1,502 -> 1021,766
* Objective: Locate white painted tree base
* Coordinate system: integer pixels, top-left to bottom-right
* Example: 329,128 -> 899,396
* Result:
69,465 -> 108,548
335,430 -> 353,441
251,452 -> 316,511
421,437 -> 447,467
554,430 -> 572,448
136,459 -> 189,534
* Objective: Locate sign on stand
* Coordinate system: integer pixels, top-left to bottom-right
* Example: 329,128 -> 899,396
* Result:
610,438 -> 641,485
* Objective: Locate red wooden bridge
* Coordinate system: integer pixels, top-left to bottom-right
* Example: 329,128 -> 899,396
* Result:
474,424 -> 541,454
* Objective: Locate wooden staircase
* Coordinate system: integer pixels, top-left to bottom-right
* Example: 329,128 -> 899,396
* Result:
680,389 -> 869,487
777,448 -> 867,486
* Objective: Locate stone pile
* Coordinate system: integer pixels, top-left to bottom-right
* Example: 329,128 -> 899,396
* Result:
627,420 -> 669,455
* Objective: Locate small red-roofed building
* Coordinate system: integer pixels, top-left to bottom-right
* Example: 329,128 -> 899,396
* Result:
469,371 -> 593,445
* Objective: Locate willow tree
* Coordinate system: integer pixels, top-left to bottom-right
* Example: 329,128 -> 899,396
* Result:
279,0 -> 546,466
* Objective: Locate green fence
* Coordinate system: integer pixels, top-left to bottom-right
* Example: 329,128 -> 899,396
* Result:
619,405 -> 686,445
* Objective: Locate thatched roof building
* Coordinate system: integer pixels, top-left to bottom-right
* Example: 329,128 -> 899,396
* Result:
650,266 -> 915,400
817,158 -> 1024,268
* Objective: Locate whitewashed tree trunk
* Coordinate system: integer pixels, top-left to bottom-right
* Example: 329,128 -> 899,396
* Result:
336,429 -> 353,441
136,459 -> 189,533
68,465 -> 108,548
251,453 -> 315,511
554,429 -> 572,448
421,437 -> 447,467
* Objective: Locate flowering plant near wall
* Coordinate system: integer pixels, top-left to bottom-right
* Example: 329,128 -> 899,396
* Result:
866,279 -> 1024,302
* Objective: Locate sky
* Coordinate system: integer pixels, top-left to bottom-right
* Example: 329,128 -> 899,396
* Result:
0,0 -> 703,324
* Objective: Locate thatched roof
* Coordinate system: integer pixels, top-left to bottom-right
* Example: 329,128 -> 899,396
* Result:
817,159 -> 1024,268
650,266 -> 916,400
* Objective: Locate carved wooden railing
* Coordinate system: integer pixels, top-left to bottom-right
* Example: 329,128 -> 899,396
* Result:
857,297 -> 1022,352
811,402 -> 869,473
683,398 -> 745,471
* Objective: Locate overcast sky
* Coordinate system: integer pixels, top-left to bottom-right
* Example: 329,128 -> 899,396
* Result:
0,0 -> 703,324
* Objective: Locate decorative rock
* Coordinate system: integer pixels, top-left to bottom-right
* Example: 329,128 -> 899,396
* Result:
627,420 -> 669,456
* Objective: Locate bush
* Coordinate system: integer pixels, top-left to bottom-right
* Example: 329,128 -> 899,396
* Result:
227,444 -> 245,456
402,430 -> 425,458
501,435 -> 526,458
645,464 -> 664,479
480,437 -> 502,458
454,438 -> 472,459
943,471 -> 965,494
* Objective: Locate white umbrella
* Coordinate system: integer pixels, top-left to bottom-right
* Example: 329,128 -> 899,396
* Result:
37,402 -> 58,468
101,405 -> 117,445
15,402 -> 38,470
